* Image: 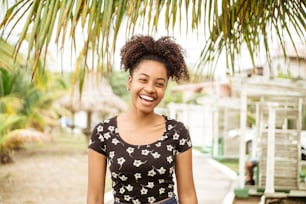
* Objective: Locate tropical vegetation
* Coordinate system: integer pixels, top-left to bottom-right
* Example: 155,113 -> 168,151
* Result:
0,39 -> 68,163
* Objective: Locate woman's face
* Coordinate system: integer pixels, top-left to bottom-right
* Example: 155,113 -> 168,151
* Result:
127,60 -> 168,114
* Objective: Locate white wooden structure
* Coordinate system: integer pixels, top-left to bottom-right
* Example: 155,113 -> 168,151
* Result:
231,76 -> 306,195
167,76 -> 306,197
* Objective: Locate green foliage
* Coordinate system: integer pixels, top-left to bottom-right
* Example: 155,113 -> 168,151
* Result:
0,48 -> 68,157
159,82 -> 184,108
104,70 -> 130,102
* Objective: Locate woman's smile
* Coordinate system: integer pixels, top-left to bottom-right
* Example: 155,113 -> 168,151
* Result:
139,94 -> 155,102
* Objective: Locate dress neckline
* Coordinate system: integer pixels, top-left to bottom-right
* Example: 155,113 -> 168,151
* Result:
114,115 -> 168,147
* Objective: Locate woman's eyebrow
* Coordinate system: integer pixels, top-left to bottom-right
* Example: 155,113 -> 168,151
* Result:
137,73 -> 166,81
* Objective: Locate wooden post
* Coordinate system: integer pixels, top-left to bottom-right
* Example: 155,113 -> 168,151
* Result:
265,102 -> 277,194
213,106 -> 219,158
253,103 -> 260,158
238,85 -> 247,188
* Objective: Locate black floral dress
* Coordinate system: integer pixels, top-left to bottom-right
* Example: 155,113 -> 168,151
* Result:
88,115 -> 192,204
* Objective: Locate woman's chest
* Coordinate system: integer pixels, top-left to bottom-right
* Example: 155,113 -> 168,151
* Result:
107,140 -> 177,174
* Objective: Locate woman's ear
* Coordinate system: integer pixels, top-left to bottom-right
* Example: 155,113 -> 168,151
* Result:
127,76 -> 132,91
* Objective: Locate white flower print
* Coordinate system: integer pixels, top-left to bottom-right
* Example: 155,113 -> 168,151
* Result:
132,199 -> 141,204
168,192 -> 174,197
151,152 -> 160,159
119,175 -> 128,181
117,157 -> 126,169
126,147 -> 134,156
108,126 -> 115,132
147,169 -> 156,177
187,140 -> 192,146
97,125 -> 103,132
157,167 -> 166,174
88,139 -> 93,146
155,142 -> 161,147
112,138 -> 120,145
159,179 -> 165,184
148,197 -> 156,203
167,156 -> 173,163
166,145 -> 173,151
133,160 -> 146,167
140,187 -> 148,195
170,166 -> 175,174
146,182 -> 154,188
124,195 -> 132,201
109,151 -> 115,159
134,173 -> 142,180
141,149 -> 150,156
104,132 -> 111,140
98,134 -> 104,142
179,138 -> 187,145
111,172 -> 118,178
173,132 -> 179,140
159,188 -> 165,194
161,135 -> 167,140
101,145 -> 106,152
167,124 -> 174,130
119,187 -> 125,194
126,184 -> 133,191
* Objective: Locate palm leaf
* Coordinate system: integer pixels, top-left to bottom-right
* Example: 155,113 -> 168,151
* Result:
0,0 -> 305,78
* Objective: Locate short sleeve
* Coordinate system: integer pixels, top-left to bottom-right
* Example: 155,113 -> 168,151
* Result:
175,121 -> 192,154
88,122 -> 107,156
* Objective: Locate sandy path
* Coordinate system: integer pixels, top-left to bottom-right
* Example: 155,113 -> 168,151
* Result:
0,137 -> 88,204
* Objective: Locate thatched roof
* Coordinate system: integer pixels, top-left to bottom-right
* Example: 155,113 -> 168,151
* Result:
58,72 -> 127,114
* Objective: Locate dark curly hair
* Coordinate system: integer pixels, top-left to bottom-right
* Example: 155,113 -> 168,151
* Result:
120,35 -> 189,82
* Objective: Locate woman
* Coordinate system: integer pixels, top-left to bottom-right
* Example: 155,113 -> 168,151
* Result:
87,35 -> 198,204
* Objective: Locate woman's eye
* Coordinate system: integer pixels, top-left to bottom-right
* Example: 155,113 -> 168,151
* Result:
156,82 -> 165,87
139,78 -> 147,82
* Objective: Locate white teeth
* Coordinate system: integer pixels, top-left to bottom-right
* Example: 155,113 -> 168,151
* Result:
140,95 -> 154,101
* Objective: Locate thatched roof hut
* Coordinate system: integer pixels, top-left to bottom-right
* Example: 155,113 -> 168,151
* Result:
58,72 -> 128,138
59,72 -> 127,114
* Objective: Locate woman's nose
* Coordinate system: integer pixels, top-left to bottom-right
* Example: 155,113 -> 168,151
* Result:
144,82 -> 155,93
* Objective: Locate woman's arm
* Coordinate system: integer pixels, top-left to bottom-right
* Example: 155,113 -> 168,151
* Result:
87,149 -> 107,204
175,148 -> 198,204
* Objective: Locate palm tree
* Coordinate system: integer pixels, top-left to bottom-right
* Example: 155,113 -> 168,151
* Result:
0,0 -> 304,78
0,39 -> 68,163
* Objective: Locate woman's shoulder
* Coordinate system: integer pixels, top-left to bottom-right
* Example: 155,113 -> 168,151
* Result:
93,116 -> 117,131
163,115 -> 188,129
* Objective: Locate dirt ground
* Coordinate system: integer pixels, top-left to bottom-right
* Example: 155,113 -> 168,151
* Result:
0,134 -> 89,204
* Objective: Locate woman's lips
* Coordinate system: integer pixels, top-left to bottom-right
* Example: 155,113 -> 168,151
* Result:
139,94 -> 154,102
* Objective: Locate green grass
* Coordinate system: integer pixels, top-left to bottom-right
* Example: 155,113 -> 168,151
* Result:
302,166 -> 306,175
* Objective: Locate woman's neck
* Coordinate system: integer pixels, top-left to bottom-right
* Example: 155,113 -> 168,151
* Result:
120,109 -> 161,127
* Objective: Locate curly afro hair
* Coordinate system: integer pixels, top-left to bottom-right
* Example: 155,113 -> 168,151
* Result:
120,35 -> 189,82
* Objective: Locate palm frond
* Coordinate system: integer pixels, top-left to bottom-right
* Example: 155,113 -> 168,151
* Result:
198,0 -> 306,73
0,0 -> 305,77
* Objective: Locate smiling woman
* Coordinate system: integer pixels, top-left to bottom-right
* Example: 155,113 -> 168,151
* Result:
87,35 -> 198,204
